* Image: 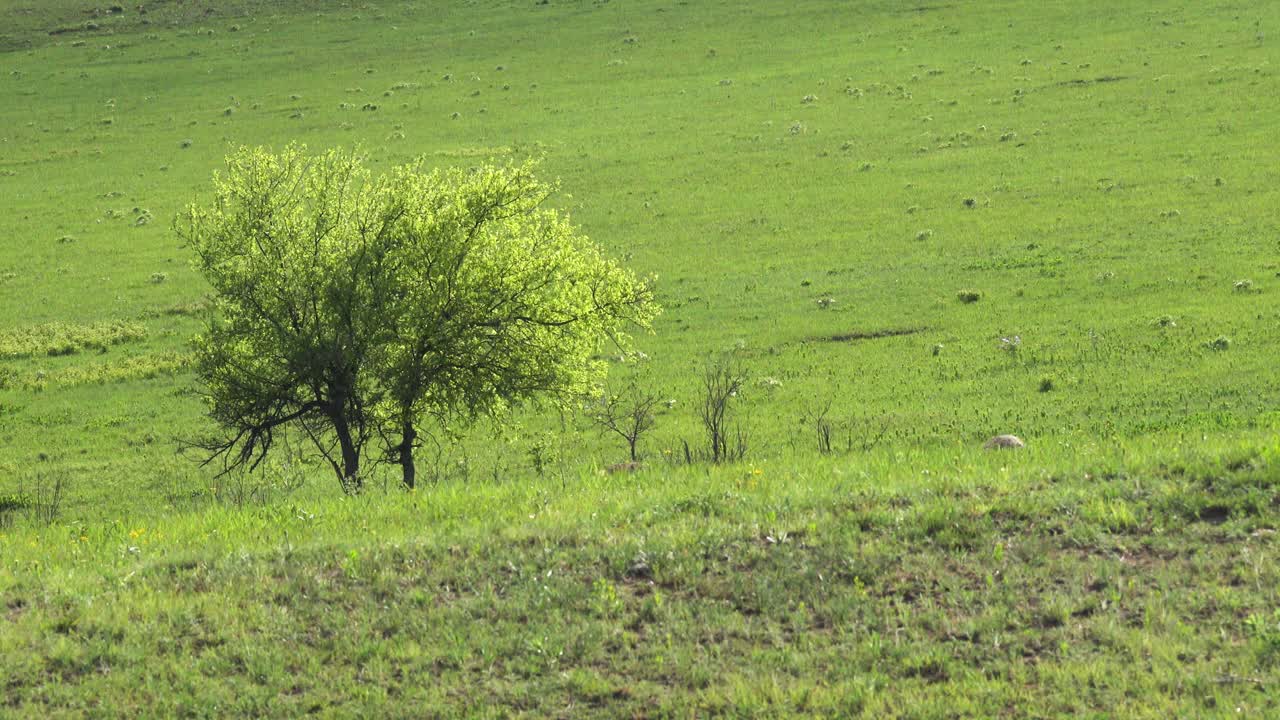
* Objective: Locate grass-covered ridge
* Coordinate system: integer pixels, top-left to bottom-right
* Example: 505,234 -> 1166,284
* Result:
3,438 -> 1278,716
1,0 -> 1279,715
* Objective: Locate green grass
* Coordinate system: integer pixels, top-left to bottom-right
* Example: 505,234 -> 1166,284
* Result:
1,0 -> 1279,715
3,439 -> 1279,716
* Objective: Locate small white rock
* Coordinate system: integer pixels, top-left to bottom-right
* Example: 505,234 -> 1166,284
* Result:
983,434 -> 1025,450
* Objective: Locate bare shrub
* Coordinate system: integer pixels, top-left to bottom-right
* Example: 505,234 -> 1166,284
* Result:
802,398 -> 835,454
697,354 -> 747,463
22,473 -> 66,526
588,381 -> 660,463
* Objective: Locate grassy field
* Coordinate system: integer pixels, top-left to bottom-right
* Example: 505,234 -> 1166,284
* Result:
1,0 -> 1278,715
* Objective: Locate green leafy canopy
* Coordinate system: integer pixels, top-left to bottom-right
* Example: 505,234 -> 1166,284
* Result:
177,144 -> 658,489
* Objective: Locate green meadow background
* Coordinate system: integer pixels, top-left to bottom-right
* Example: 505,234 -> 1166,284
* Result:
1,1 -> 1278,716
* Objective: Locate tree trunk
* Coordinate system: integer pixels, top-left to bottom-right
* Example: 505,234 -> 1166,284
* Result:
332,412 -> 362,491
399,421 -> 417,489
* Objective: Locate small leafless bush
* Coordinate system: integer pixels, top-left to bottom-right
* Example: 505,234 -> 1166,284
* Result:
588,381 -> 660,463
23,473 -> 66,526
697,354 -> 748,464
802,399 -> 834,454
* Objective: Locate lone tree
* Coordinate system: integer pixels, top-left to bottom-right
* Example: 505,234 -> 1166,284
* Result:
179,145 -> 657,491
